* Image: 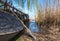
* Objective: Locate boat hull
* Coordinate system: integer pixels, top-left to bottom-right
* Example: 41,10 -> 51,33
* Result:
0,11 -> 24,41
0,32 -> 19,41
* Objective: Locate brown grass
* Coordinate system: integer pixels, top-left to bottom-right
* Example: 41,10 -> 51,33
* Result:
39,8 -> 60,34
35,0 -> 60,34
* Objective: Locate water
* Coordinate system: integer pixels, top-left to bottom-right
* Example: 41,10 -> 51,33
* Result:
29,21 -> 39,33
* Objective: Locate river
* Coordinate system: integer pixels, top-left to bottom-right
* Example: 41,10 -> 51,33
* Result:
29,21 -> 39,33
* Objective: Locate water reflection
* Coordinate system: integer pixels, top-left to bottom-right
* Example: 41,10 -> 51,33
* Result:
29,21 -> 39,32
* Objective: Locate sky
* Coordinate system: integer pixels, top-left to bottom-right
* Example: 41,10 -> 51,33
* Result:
12,0 -> 44,19
1,0 -> 57,19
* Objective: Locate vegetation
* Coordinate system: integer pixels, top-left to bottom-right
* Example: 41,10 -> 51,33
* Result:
1,0 -> 60,41
0,0 -> 39,41
35,0 -> 60,34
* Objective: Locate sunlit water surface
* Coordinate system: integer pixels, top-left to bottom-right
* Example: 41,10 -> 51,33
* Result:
29,21 -> 39,33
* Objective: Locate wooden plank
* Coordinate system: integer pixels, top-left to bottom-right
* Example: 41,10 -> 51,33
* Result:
0,0 -> 25,15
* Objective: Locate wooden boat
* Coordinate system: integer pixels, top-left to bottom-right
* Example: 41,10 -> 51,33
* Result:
0,11 -> 24,41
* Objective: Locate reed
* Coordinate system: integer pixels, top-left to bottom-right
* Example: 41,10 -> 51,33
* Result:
35,0 -> 60,34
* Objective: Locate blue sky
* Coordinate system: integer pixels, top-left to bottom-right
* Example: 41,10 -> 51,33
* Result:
3,0 -> 56,19
12,0 -> 44,19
